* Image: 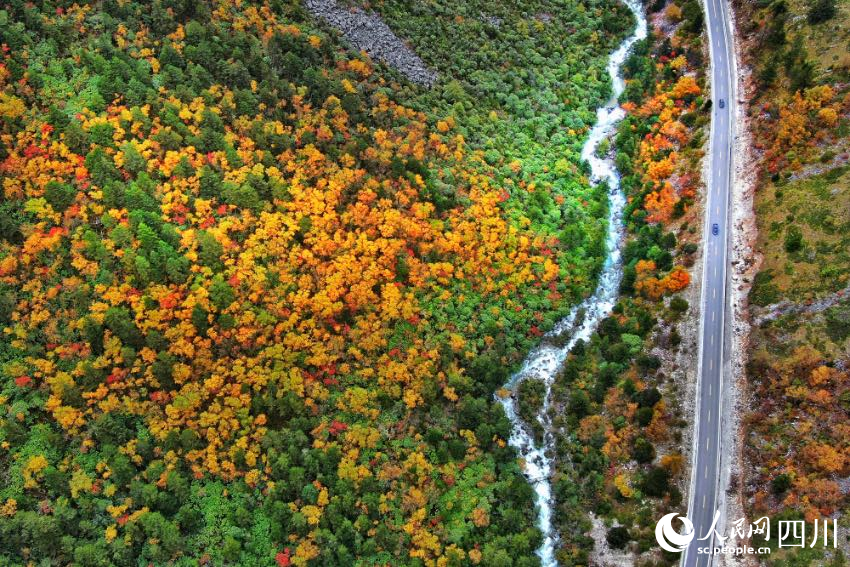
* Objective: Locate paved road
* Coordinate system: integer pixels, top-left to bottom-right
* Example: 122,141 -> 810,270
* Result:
682,0 -> 736,564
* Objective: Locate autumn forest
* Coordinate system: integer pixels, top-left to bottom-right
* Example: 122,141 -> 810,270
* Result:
0,0 -> 740,565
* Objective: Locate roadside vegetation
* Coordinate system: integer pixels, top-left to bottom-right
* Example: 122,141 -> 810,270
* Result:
736,0 -> 850,562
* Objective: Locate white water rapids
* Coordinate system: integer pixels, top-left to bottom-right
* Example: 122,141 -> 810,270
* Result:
497,2 -> 647,565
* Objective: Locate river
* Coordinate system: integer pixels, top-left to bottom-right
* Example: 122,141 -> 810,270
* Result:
496,2 -> 647,565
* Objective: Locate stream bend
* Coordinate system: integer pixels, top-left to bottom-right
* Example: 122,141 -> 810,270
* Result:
497,3 -> 647,565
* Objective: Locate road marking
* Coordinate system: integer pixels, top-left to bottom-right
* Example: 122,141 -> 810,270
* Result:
686,2 -> 735,564
710,334 -> 714,345
708,410 -> 712,423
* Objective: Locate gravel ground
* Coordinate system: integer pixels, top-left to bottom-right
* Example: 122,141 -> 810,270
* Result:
588,514 -> 637,566
719,2 -> 761,563
304,0 -> 438,86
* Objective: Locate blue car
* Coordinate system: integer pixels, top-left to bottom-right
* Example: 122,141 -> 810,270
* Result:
719,99 -> 725,109
712,223 -> 719,236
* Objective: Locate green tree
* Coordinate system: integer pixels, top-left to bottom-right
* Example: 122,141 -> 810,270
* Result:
808,0 -> 836,23
633,437 -> 656,464
44,181 -> 76,212
607,526 -> 631,549
641,466 -> 670,497
209,276 -> 236,310
771,473 -> 792,494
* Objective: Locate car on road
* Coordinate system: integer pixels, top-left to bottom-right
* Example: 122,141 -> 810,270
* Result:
718,98 -> 725,109
712,223 -> 719,235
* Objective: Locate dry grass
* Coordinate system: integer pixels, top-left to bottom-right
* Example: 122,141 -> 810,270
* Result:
785,0 -> 850,77
752,165 -> 850,303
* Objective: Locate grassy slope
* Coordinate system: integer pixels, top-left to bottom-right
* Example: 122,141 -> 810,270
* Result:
752,166 -> 850,304
738,0 -> 850,563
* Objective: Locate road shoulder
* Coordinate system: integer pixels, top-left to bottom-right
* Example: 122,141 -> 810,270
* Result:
719,0 -> 761,563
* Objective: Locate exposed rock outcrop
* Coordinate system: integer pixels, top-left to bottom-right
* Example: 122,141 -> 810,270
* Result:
752,284 -> 850,326
305,0 -> 438,87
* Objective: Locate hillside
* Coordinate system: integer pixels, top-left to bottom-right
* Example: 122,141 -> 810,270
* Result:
0,1 -> 638,565
734,0 -> 850,562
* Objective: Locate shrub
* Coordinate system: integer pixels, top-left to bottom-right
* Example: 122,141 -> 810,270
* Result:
825,305 -> 850,342
751,270 -> 780,306
641,466 -> 670,497
808,0 -> 836,23
670,296 -> 689,314
607,525 -> 631,549
784,225 -> 803,253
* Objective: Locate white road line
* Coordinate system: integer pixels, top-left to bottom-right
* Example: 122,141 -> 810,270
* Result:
685,1 -> 736,564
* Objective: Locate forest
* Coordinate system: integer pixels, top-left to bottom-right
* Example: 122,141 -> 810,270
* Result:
540,1 -> 709,563
0,0 -> 677,565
